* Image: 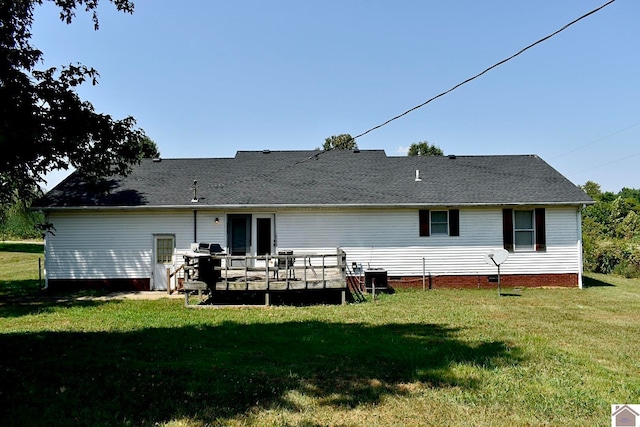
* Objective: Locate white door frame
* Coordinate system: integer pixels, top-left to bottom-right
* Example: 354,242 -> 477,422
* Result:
152,234 -> 175,290
253,213 -> 275,267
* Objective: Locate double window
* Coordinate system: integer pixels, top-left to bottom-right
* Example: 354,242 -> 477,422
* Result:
419,209 -> 459,237
503,208 -> 546,252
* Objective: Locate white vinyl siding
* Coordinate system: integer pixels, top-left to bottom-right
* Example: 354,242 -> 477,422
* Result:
45,210 -> 226,282
275,207 -> 581,277
44,206 -> 582,284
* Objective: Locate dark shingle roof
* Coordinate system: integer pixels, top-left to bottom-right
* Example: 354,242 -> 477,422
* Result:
35,150 -> 593,209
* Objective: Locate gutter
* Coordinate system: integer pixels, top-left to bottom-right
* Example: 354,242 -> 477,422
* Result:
36,201 -> 595,212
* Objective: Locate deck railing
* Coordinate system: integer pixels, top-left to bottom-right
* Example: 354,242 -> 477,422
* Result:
181,248 -> 347,292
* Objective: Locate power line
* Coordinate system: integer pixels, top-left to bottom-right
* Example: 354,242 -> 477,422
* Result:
207,1 -> 617,189
550,121 -> 640,160
568,151 -> 640,177
352,0 -> 617,141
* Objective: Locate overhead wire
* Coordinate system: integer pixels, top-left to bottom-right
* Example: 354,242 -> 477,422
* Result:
549,121 -> 640,160
568,151 -> 640,177
352,0 -> 617,140
204,0 -> 617,189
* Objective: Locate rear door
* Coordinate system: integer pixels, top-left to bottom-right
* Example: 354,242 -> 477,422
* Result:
153,234 -> 175,290
227,214 -> 251,267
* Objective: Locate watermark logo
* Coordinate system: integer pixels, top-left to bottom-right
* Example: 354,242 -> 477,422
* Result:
612,405 -> 640,427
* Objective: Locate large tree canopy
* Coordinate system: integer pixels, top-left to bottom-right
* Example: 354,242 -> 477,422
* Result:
323,134 -> 357,151
407,141 -> 444,156
0,0 -> 145,204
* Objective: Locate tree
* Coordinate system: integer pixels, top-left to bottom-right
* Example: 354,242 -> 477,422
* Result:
0,0 -> 145,205
323,134 -> 357,151
139,136 -> 160,159
580,181 -> 602,200
407,141 -> 444,156
1,189 -> 44,240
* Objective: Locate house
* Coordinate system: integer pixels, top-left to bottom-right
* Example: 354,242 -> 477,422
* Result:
34,149 -> 593,291
612,405 -> 639,427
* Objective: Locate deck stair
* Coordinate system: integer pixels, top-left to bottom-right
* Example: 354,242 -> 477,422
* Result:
346,262 -> 366,303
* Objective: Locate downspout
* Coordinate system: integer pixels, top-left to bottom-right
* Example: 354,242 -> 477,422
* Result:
577,205 -> 584,289
193,210 -> 197,243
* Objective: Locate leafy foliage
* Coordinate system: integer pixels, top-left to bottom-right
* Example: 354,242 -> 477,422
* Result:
407,141 -> 444,156
0,193 -> 44,240
323,134 -> 357,151
139,135 -> 160,158
580,180 -> 640,277
0,0 -> 145,205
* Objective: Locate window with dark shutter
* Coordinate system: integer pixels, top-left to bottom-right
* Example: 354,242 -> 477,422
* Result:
419,209 -> 459,237
503,209 -> 514,252
419,210 -> 430,236
449,209 -> 460,236
535,208 -> 546,251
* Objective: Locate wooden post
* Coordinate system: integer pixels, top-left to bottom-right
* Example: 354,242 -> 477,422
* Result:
285,255 -> 289,290
166,267 -> 171,294
225,255 -> 229,290
265,292 -> 270,306
303,255 -> 307,289
245,260 -> 249,290
265,255 -> 270,290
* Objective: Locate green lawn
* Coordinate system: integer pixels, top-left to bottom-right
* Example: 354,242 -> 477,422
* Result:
0,242 -> 638,426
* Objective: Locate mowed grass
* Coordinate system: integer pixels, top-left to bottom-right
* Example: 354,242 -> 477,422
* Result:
0,243 -> 638,426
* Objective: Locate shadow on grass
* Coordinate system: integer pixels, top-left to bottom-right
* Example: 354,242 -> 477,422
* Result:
0,279 -> 115,317
0,242 -> 43,254
583,276 -> 615,288
0,321 -> 522,426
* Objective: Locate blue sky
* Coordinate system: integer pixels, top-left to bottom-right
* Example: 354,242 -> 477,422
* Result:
32,0 -> 639,193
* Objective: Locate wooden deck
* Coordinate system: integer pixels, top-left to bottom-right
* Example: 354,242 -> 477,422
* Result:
179,249 -> 348,306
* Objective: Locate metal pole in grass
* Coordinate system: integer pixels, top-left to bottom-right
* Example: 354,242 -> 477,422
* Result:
422,258 -> 426,291
484,249 -> 509,297
372,278 -> 376,301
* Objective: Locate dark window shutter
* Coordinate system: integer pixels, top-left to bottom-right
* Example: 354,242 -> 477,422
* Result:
419,210 -> 430,236
535,208 -> 546,251
449,209 -> 460,236
503,209 -> 514,252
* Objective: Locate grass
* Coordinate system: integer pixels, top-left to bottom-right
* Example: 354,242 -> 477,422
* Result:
0,242 -> 639,426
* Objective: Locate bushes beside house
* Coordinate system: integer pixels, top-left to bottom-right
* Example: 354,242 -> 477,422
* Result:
581,182 -> 640,278
1,197 -> 44,241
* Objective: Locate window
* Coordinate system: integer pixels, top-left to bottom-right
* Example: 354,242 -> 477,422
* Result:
419,209 -> 459,237
514,210 -> 534,251
156,237 -> 174,264
503,208 -> 546,252
431,211 -> 449,235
